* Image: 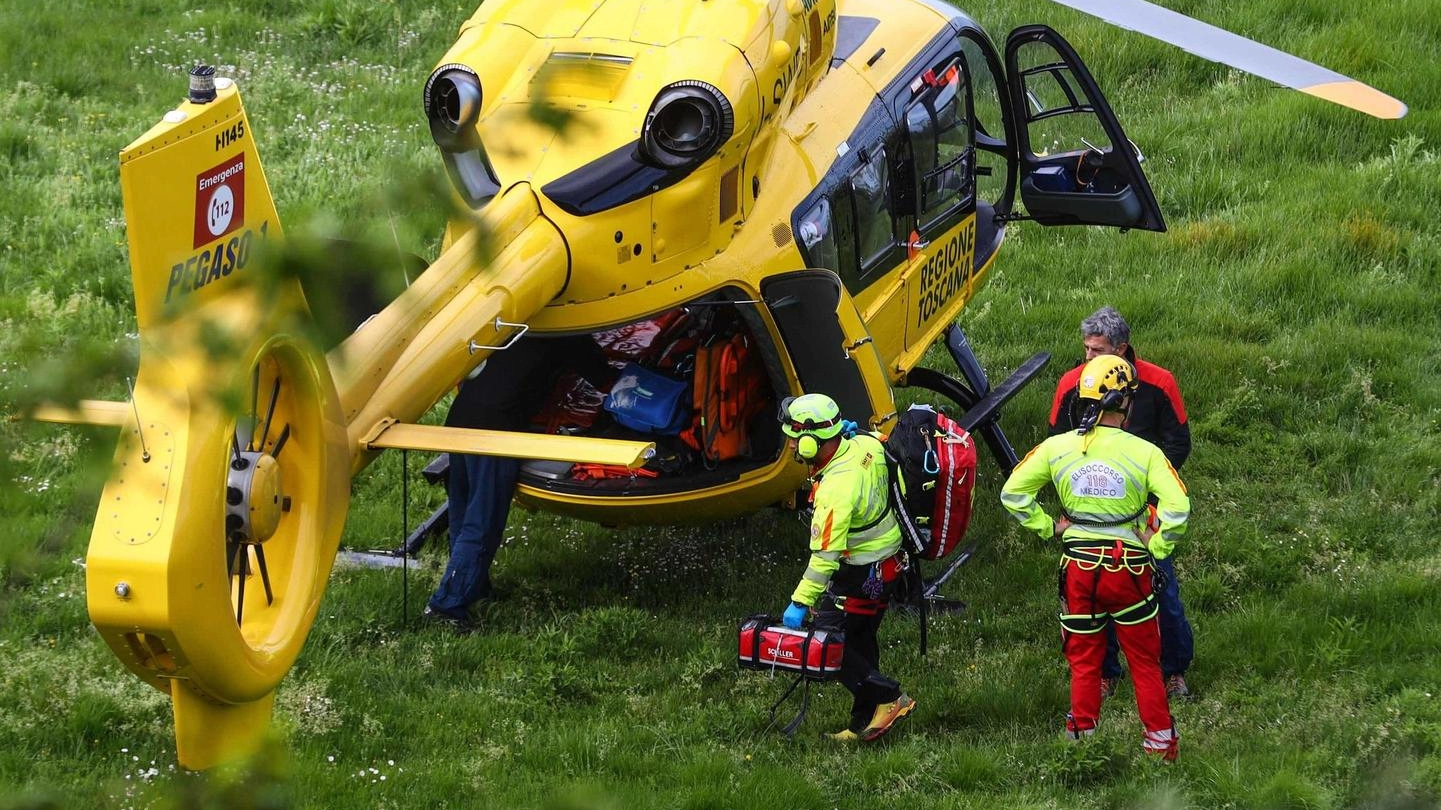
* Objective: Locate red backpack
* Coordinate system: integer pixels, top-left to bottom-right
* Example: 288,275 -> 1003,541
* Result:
885,405 -> 977,560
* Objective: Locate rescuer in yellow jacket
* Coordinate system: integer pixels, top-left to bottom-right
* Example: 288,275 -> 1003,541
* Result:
779,393 -> 915,742
1001,355 -> 1189,760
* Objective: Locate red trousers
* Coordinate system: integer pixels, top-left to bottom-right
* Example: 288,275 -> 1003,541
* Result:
1061,558 -> 1176,757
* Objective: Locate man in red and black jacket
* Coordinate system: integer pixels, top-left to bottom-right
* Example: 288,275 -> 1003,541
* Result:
1049,306 -> 1195,699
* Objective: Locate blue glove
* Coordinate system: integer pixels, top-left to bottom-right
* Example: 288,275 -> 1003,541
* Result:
840,419 -> 860,439
782,602 -> 808,629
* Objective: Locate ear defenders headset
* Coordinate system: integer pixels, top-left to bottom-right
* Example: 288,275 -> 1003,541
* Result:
796,433 -> 820,460
778,394 -> 844,463
1096,387 -> 1128,413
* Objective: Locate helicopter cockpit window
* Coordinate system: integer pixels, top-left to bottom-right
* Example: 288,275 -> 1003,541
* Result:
798,199 -> 838,273
960,38 -> 1002,145
959,33 -> 1009,214
1013,40 -> 1113,160
851,146 -> 894,272
905,59 -> 975,232
907,105 -> 937,177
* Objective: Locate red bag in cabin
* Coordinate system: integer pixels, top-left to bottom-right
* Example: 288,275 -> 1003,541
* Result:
885,405 -> 977,560
570,464 -> 659,481
681,332 -> 771,464
529,372 -> 606,433
593,308 -> 692,364
737,615 -> 843,680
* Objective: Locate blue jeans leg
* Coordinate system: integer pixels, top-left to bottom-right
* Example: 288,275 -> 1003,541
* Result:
1101,625 -> 1124,679
428,453 -> 521,617
1102,556 -> 1194,678
1153,556 -> 1194,676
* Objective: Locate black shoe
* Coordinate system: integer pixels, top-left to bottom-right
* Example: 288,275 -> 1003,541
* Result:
420,606 -> 475,633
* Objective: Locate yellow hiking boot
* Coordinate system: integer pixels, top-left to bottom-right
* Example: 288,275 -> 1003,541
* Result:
860,694 -> 916,742
827,729 -> 861,742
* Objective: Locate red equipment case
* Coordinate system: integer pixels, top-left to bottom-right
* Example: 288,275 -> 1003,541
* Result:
737,616 -> 843,680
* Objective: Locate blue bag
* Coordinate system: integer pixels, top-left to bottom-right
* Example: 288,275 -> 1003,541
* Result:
603,363 -> 690,435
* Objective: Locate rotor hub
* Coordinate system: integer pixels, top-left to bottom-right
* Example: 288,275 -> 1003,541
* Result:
226,450 -> 284,543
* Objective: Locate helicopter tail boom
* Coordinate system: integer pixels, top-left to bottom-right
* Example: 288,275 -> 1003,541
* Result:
332,186 -> 571,467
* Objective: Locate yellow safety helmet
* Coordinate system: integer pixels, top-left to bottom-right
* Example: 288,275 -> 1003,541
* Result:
1077,354 -> 1138,411
779,393 -> 843,460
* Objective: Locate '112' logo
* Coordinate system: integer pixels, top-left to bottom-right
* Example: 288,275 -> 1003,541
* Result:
194,154 -> 246,249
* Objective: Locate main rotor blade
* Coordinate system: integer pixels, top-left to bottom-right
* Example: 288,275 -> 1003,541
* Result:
1050,0 -> 1407,119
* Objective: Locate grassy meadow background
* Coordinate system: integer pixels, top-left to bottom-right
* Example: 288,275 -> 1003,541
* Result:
1,0 -> 1438,807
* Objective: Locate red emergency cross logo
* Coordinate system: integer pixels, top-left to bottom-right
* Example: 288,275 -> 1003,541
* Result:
193,154 -> 246,248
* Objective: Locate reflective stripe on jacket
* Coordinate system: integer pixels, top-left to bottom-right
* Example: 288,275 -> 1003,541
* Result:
790,433 -> 901,606
1000,426 -> 1189,558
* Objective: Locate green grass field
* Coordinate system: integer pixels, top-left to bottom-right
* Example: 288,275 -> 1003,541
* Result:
2,0 -> 1439,808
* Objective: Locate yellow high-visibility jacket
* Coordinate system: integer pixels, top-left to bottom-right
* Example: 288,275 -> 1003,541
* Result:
790,433 -> 902,606
1000,426 -> 1189,558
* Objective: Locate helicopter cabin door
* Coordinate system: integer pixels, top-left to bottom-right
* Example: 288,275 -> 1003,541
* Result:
1002,26 -> 1165,232
762,270 -> 894,428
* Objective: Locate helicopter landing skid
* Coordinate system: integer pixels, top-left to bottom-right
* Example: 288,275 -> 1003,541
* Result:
923,596 -> 968,615
919,545 -> 977,615
902,338 -> 1050,477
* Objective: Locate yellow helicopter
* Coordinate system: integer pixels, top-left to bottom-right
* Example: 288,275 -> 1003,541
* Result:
30,0 -> 1404,770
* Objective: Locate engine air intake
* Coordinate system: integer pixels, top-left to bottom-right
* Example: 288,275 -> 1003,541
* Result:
641,81 -> 734,169
424,63 -> 482,152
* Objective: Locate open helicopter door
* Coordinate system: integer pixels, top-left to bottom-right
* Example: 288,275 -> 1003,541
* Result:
1002,26 -> 1165,232
761,270 -> 894,428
